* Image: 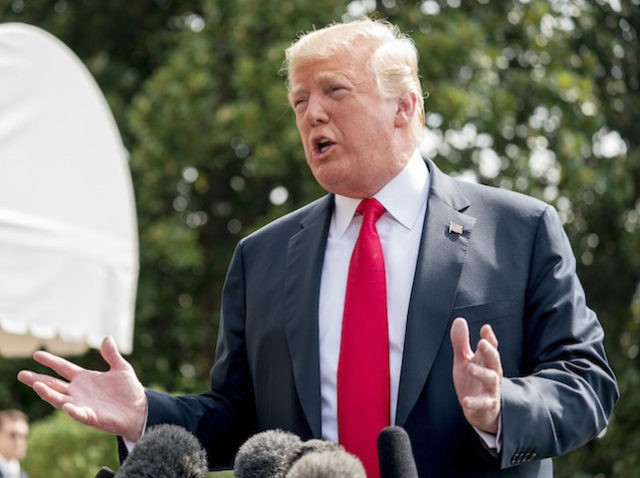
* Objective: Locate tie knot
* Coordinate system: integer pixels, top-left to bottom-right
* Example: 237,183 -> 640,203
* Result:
357,198 -> 385,223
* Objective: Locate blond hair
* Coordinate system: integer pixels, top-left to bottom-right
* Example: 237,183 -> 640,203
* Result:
284,17 -> 425,143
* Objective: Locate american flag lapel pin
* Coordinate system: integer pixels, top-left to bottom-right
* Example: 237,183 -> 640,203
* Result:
449,221 -> 464,235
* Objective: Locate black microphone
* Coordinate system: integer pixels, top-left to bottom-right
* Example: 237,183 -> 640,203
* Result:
377,426 -> 419,478
97,424 -> 208,478
95,467 -> 116,478
233,429 -> 303,478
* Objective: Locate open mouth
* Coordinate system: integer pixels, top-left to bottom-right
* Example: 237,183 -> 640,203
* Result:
313,137 -> 335,156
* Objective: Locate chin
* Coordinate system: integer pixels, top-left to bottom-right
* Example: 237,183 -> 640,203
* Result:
311,166 -> 341,191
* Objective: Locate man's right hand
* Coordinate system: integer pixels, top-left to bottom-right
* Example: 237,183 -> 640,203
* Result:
17,336 -> 147,442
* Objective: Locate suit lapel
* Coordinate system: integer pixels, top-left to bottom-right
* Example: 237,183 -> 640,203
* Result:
395,160 -> 476,426
283,195 -> 334,438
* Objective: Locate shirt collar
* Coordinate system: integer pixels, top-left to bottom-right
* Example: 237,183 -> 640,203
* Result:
333,150 -> 429,237
0,455 -> 19,474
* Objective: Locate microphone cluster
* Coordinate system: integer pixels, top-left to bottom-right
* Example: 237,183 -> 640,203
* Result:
235,426 -> 418,478
234,429 -> 365,478
95,424 -> 418,478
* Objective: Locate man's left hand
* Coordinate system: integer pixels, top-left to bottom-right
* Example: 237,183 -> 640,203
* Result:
450,317 -> 503,434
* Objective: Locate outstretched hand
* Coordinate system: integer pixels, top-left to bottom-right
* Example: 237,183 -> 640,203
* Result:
450,317 -> 503,434
17,336 -> 147,442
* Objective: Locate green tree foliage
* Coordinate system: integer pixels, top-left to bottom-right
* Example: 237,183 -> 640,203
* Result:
22,410 -> 231,477
1,0 -> 638,476
21,410 -> 119,477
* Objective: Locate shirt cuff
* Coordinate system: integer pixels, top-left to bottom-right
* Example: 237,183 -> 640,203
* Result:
474,415 -> 502,453
123,414 -> 148,453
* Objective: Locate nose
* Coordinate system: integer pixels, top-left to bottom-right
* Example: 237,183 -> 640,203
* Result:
305,94 -> 329,126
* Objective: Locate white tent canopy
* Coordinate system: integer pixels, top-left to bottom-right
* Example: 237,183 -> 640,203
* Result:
0,23 -> 138,357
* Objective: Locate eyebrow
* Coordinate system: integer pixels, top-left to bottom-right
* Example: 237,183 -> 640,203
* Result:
289,71 -> 353,101
315,71 -> 351,85
288,85 -> 307,101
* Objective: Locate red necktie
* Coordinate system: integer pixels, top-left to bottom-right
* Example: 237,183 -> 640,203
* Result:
338,198 -> 390,478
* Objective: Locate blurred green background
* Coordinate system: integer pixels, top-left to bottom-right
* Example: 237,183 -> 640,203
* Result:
1,0 -> 638,476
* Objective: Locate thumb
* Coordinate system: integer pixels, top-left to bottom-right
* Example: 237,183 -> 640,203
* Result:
450,317 -> 473,363
100,336 -> 129,371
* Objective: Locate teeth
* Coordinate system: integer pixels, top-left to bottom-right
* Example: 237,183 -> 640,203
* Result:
316,139 -> 331,152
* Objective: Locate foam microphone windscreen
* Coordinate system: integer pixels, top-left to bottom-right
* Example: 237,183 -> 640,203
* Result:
377,426 -> 419,478
233,429 -> 303,478
116,424 -> 208,478
283,438 -> 342,469
285,449 -> 366,478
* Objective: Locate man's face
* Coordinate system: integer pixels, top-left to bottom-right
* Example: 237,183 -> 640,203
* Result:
289,47 -> 407,198
0,419 -> 29,461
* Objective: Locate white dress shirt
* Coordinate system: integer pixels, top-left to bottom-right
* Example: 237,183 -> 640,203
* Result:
318,150 -> 429,442
0,455 -> 22,478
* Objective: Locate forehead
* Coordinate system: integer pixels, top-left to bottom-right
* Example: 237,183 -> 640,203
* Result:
289,50 -> 373,93
1,418 -> 28,430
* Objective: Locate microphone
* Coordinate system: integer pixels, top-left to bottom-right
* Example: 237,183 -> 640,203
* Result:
95,424 -> 208,478
283,438 -> 342,468
233,429 -> 303,478
285,449 -> 366,478
95,467 -> 116,478
234,430 -> 366,478
377,426 -> 419,478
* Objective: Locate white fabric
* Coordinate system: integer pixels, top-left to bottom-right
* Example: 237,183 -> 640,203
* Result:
0,23 -> 138,356
319,151 -> 429,442
0,456 -> 20,478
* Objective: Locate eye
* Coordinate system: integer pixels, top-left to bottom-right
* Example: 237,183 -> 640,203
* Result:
327,84 -> 349,98
292,96 -> 307,110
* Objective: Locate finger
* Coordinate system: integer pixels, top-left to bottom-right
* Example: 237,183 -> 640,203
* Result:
461,394 -> 500,411
64,402 -> 125,437
480,324 -> 498,348
462,399 -> 501,434
450,317 -> 473,363
31,381 -> 71,409
62,403 -> 96,428
32,350 -> 84,381
100,336 -> 130,371
17,371 -> 70,394
17,370 -> 39,387
477,339 -> 503,377
466,362 -> 501,387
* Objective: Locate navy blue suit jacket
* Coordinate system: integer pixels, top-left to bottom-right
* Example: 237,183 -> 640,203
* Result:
144,159 -> 618,477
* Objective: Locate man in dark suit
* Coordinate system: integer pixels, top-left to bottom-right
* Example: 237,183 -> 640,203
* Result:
19,17 -> 618,477
0,410 -> 30,478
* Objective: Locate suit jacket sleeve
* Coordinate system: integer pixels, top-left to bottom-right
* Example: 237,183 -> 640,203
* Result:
142,241 -> 257,470
498,205 -> 618,468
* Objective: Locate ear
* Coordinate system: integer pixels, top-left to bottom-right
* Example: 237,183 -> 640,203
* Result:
394,92 -> 418,128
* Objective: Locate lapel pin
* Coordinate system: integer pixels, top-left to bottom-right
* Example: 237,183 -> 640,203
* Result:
448,221 -> 464,235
